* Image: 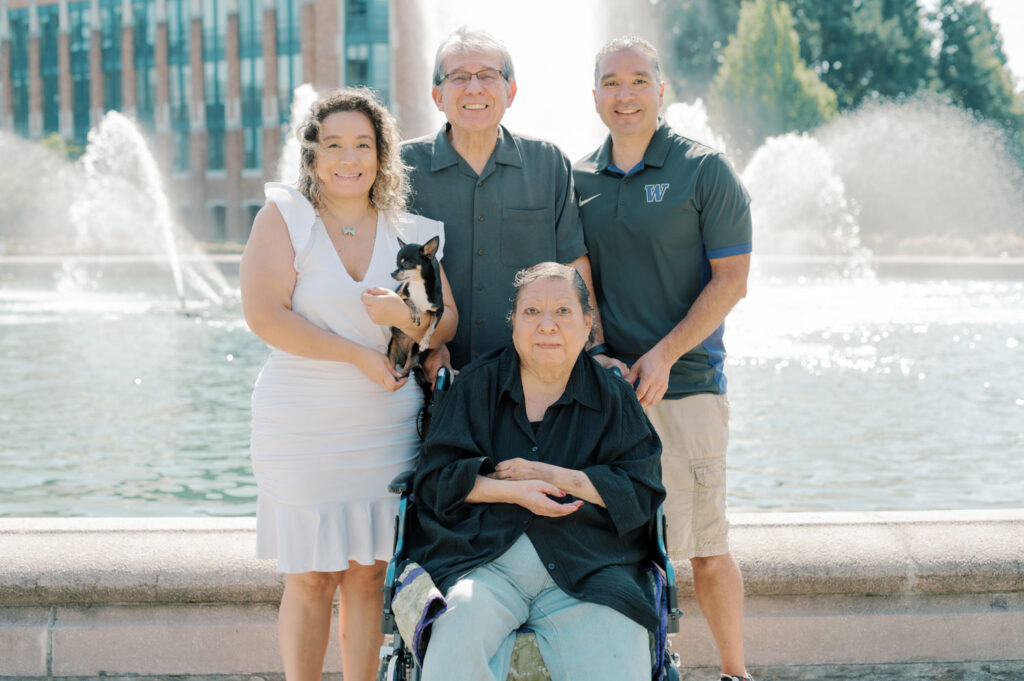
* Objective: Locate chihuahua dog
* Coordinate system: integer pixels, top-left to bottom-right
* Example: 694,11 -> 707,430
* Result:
387,235 -> 443,380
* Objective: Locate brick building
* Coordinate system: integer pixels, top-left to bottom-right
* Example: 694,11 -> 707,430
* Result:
0,0 -> 394,242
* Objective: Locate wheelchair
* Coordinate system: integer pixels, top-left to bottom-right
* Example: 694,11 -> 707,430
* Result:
377,367 -> 682,681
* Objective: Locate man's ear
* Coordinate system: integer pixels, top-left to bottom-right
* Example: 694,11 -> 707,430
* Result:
432,85 -> 444,112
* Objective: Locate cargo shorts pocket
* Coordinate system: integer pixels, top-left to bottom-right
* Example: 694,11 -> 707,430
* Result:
691,457 -> 729,552
500,207 -> 554,266
692,459 -> 726,490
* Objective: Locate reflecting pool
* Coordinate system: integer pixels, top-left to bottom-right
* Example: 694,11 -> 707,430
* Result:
2,263 -> 1021,516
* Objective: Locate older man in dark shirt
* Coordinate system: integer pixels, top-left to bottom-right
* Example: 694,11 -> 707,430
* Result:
402,27 -> 605,373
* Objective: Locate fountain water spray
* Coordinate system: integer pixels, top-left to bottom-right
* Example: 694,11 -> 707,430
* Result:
75,112 -> 186,309
67,111 -> 232,308
277,84 -> 319,185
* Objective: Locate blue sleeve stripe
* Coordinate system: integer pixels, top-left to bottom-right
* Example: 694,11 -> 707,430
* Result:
707,243 -> 752,259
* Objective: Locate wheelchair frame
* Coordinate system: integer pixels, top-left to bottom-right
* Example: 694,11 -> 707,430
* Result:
377,367 -> 682,681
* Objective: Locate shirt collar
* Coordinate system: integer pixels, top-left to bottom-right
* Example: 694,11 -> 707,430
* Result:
429,123 -> 523,172
497,345 -> 602,411
594,117 -> 672,173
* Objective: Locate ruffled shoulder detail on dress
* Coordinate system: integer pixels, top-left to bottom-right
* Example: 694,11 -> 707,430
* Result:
389,211 -> 446,261
265,182 -> 316,253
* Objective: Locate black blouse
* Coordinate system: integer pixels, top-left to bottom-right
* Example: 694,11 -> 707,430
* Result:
407,345 -> 665,631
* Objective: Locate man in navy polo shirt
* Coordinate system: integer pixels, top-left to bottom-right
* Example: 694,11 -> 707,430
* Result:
574,36 -> 754,681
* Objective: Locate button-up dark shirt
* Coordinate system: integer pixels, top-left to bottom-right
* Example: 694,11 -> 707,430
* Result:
407,345 -> 665,632
402,125 -> 588,368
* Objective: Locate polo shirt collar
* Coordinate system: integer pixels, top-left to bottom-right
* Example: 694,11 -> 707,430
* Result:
497,345 -> 602,411
594,117 -> 672,173
429,123 -> 523,172
642,119 -> 672,168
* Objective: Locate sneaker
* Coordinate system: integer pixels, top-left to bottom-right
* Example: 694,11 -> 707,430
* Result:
721,676 -> 754,681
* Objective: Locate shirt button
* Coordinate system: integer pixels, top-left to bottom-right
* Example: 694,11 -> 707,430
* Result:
475,352 -> 481,358
531,446 -> 538,452
547,563 -> 556,570
477,181 -> 483,187
475,318 -> 483,325
477,249 -> 484,256
476,283 -> 484,290
477,215 -> 484,221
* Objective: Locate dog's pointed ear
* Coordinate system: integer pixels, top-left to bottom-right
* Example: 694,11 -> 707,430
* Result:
397,237 -> 407,248
422,236 -> 440,258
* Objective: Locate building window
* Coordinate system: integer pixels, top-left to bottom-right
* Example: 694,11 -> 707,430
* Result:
69,1 -> 92,146
100,0 -> 122,112
167,0 -> 190,171
276,0 -> 301,128
203,0 -> 227,171
207,124 -> 225,170
344,0 -> 389,102
8,9 -> 29,137
346,43 -> 370,85
210,204 -> 227,240
244,203 -> 260,237
39,4 -> 61,135
243,126 -> 262,170
133,0 -> 156,128
240,0 -> 262,169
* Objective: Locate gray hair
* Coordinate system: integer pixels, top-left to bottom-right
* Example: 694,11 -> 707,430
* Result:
432,26 -> 515,86
507,262 -> 594,331
593,35 -> 661,86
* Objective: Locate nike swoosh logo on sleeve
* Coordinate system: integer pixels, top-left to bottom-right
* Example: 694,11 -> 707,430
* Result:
578,194 -> 601,207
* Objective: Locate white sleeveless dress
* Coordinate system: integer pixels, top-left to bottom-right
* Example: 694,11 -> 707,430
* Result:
251,183 -> 445,573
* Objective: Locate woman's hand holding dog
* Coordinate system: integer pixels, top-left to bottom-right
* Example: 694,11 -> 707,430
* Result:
362,288 -> 422,331
353,345 -> 409,392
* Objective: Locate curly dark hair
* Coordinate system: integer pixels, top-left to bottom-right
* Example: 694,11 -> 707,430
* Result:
295,87 -> 408,213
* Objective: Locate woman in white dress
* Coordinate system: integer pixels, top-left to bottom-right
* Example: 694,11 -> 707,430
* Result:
240,88 -> 458,681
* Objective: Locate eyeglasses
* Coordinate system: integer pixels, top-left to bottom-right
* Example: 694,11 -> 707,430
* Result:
440,68 -> 506,87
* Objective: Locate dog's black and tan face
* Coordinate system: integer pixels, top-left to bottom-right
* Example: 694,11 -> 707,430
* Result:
392,236 -> 440,282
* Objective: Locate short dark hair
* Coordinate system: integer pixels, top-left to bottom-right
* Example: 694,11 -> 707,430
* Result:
507,262 -> 594,333
593,35 -> 661,87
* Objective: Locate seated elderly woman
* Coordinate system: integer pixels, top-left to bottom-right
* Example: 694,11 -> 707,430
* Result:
405,262 -> 665,681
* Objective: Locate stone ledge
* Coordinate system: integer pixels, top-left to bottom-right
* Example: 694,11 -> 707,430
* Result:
1,510 -> 1022,676
3,511 -> 1022,606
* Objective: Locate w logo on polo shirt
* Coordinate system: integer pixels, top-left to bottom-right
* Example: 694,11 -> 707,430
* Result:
644,183 -> 669,203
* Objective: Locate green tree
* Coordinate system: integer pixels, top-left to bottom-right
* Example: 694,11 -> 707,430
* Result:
658,0 -> 743,102
787,0 -> 933,110
708,0 -> 838,160
935,0 -> 1021,133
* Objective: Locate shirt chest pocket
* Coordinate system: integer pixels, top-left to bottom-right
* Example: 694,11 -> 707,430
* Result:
501,207 -> 555,267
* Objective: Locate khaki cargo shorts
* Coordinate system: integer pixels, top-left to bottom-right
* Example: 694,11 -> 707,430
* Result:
646,393 -> 731,560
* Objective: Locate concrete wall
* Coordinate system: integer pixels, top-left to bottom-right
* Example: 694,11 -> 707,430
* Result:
1,510 -> 1022,678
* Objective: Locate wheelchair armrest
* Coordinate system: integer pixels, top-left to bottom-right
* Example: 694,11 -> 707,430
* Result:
388,470 -> 415,495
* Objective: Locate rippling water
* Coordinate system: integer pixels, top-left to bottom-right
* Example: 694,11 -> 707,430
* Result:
1,265 -> 1021,515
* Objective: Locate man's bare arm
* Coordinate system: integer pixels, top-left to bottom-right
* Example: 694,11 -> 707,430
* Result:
633,252 -> 750,407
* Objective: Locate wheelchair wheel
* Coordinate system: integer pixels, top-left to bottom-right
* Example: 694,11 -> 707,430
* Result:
378,645 -> 418,681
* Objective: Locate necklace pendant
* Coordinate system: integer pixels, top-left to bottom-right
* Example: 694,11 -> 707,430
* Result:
342,227 -> 356,236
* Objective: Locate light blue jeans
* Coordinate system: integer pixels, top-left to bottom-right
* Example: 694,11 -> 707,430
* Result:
419,534 -> 649,681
